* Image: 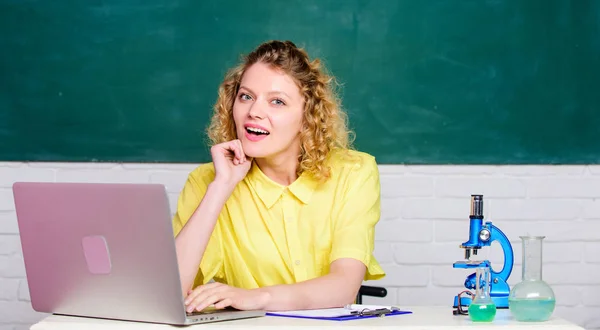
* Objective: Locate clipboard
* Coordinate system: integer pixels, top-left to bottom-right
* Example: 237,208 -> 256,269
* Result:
266,305 -> 412,321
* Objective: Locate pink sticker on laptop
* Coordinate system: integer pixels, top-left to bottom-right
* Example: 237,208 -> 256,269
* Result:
81,235 -> 112,275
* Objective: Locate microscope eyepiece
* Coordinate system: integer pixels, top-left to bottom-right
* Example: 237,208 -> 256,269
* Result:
470,194 -> 484,219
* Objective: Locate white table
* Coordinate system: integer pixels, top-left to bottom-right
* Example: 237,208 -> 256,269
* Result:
30,306 -> 584,329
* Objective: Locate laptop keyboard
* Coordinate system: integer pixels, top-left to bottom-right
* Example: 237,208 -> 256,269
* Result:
186,306 -> 236,316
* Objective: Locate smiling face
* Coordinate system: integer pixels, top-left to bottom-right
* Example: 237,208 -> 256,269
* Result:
233,62 -> 305,160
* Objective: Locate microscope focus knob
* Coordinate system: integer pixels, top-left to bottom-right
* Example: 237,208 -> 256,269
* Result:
479,228 -> 491,242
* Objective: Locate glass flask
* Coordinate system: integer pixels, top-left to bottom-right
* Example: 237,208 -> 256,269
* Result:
468,265 -> 497,322
509,236 -> 556,322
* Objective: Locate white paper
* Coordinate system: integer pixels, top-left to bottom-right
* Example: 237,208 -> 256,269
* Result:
345,304 -> 400,311
270,308 -> 351,318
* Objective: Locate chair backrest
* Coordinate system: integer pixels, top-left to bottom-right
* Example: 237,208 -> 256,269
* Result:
356,285 -> 387,304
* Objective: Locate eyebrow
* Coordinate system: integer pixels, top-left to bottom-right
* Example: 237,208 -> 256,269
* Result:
239,86 -> 292,99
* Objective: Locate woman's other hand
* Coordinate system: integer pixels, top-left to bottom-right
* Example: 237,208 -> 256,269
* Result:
211,139 -> 252,188
184,282 -> 270,312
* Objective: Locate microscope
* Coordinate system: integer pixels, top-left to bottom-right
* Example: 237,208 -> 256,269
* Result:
452,195 -> 514,312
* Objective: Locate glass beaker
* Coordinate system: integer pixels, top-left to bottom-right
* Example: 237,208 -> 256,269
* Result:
509,236 -> 556,322
468,265 -> 497,322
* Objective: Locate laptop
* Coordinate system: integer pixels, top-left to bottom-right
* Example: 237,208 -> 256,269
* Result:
12,182 -> 265,325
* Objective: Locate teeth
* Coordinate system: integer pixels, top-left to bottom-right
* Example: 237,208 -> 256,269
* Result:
247,127 -> 269,134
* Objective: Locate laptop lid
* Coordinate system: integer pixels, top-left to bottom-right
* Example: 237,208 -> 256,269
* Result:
12,182 -> 263,325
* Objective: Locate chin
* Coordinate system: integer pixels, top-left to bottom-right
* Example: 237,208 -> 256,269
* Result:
240,141 -> 270,158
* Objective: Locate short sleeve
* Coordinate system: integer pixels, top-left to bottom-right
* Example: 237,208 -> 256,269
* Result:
330,155 -> 385,280
172,164 -> 224,286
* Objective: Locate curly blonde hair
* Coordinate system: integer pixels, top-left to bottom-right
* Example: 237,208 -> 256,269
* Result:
207,40 -> 354,181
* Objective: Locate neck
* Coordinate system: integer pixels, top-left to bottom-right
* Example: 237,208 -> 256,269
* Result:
255,155 -> 299,186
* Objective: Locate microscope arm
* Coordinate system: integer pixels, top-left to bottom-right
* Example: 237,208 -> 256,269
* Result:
489,224 -> 514,281
459,223 -> 514,291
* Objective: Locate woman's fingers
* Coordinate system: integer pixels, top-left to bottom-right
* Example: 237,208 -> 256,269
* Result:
214,298 -> 233,309
229,140 -> 245,164
184,283 -> 219,304
214,140 -> 246,165
188,294 -> 220,313
189,291 -> 232,313
193,292 -> 234,312
235,140 -> 246,163
185,284 -> 230,312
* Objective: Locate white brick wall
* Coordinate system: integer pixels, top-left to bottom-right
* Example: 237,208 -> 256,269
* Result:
1,162 -> 599,329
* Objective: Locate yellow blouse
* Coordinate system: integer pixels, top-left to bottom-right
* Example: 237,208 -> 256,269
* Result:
172,149 -> 385,289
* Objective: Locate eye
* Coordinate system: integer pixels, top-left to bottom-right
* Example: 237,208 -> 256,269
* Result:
271,98 -> 286,106
239,93 -> 253,101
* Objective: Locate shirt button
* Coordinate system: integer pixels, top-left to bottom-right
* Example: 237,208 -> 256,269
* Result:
295,260 -> 301,266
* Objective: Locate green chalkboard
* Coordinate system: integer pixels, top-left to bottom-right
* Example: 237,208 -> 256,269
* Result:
1,0 -> 599,164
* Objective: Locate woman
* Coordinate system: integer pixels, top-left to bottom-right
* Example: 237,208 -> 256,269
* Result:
173,40 -> 385,313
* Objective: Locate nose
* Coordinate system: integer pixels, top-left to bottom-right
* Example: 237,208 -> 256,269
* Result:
248,101 -> 266,120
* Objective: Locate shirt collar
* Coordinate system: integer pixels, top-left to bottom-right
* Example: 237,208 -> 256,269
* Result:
288,172 -> 317,204
245,161 -> 317,209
